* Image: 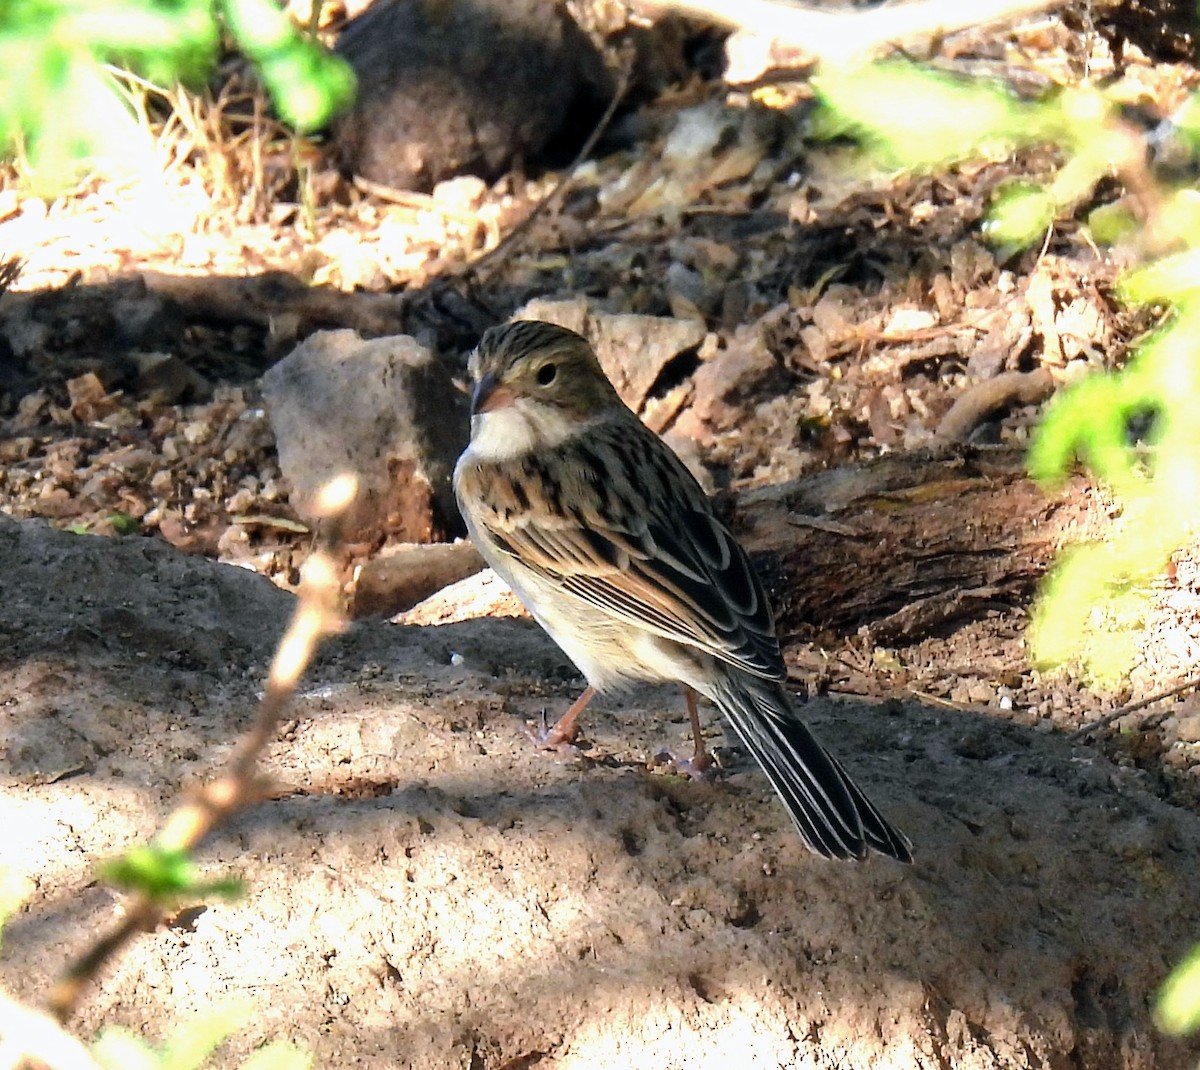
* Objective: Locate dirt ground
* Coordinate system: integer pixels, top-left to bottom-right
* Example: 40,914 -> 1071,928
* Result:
3,514 -> 1200,1070
4,3 -> 1200,1068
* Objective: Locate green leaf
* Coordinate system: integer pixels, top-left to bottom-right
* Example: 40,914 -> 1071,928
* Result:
1027,374 -> 1149,491
1157,944 -> 1200,1035
1169,91 -> 1200,155
100,845 -> 243,902
92,1002 -> 256,1070
109,512 -> 140,535
1087,200 -> 1138,244
258,45 -> 356,132
1028,299 -> 1200,677
0,870 -> 31,953
92,1028 -> 162,1070
1120,249 -> 1200,303
220,0 -> 356,131
813,60 -> 1042,168
0,0 -> 349,189
160,1002 -> 252,1070
19,42 -> 156,193
986,184 -> 1055,246
101,845 -> 198,897
1155,189 -> 1200,249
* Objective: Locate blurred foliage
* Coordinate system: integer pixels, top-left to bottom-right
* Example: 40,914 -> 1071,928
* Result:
100,844 -> 244,901
814,60 -> 1142,248
1029,282 -> 1200,682
1158,944 -> 1200,1036
0,870 -> 27,953
817,57 -> 1200,683
819,45 -> 1200,1042
0,876 -> 308,1068
92,1003 -> 311,1070
0,0 -> 353,192
223,0 -> 353,131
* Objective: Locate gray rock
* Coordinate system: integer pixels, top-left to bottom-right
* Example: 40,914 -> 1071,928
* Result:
262,330 -> 467,544
333,0 -> 613,191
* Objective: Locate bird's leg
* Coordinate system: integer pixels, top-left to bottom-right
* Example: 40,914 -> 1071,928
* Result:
533,686 -> 597,749
679,686 -> 716,775
656,687 -> 716,777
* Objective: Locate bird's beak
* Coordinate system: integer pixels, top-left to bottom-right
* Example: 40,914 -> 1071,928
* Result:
471,372 -> 516,414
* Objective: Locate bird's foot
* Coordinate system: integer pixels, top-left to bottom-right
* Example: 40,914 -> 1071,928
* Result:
524,687 -> 594,755
525,711 -> 582,754
652,747 -> 719,780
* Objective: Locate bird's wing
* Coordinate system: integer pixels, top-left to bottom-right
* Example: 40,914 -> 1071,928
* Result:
463,420 -> 785,680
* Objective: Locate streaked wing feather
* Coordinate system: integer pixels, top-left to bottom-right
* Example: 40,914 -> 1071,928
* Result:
480,425 -> 784,680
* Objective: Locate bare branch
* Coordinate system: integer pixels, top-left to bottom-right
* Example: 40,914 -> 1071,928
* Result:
934,368 -> 1055,446
657,0 -> 1068,71
47,476 -> 357,1024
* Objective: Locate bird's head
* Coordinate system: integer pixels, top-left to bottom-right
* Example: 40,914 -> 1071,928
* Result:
467,320 -> 622,421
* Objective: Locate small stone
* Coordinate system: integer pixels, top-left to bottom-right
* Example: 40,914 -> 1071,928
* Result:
396,567 -> 527,626
132,351 -> 211,404
262,330 -> 468,545
966,681 -> 994,704
690,321 -> 781,430
352,540 -> 485,619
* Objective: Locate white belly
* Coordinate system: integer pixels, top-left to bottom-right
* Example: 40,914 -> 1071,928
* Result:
467,516 -> 715,696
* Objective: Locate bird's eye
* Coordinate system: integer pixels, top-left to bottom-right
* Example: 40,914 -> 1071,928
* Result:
536,363 -> 558,386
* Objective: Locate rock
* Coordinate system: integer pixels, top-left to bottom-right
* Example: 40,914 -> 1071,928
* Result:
0,275 -> 184,392
351,540 -> 485,618
262,330 -> 467,545
690,320 -> 782,430
332,0 -> 613,191
395,565 -> 527,625
514,298 -> 707,412
0,512 -> 291,680
1174,712 -> 1200,743
660,427 -> 715,494
132,351 -> 212,404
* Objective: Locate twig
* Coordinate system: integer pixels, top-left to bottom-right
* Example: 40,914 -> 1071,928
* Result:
1067,675 -> 1200,742
351,175 -> 482,224
465,53 -> 632,282
47,475 -> 358,1024
934,368 -> 1055,445
0,258 -> 21,298
659,0 -> 1070,67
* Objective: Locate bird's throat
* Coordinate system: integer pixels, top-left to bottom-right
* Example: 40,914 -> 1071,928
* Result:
466,399 -> 577,462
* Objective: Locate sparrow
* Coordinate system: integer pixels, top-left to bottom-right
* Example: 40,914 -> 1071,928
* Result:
453,319 -> 911,862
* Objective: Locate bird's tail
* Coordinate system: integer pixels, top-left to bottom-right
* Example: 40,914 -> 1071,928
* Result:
710,673 -> 912,862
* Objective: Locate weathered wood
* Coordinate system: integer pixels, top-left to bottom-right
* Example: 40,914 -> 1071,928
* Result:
733,446 -> 1098,643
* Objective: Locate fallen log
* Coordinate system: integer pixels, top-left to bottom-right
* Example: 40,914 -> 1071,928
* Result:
733,445 -> 1099,644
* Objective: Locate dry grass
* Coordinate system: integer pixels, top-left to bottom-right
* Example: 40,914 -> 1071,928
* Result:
113,69 -> 287,223
0,57 -> 530,295
0,67 -> 325,288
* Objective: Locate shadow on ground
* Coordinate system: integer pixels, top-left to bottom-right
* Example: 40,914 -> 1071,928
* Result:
1,514 -> 1198,1069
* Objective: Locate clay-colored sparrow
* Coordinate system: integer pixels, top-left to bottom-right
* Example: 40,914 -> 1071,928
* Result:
454,320 -> 911,861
